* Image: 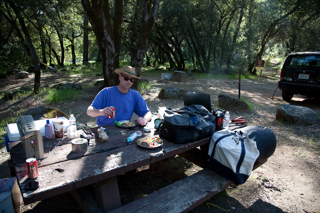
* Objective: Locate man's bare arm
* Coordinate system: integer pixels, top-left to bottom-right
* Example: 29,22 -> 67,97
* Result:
137,111 -> 152,126
87,106 -> 113,118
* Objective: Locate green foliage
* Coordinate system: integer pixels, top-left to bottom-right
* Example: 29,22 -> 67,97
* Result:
138,82 -> 152,95
45,88 -> 81,104
0,42 -> 29,75
0,116 -> 18,133
2,0 -> 320,78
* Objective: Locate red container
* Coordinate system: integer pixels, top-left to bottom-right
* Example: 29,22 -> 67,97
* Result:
109,106 -> 115,119
26,158 -> 38,179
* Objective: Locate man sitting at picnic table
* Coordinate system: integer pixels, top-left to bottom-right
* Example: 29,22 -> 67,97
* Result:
87,65 -> 152,126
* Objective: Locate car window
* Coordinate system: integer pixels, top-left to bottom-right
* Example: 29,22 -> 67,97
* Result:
285,54 -> 320,67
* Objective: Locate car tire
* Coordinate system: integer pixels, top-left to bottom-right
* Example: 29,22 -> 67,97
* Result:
282,90 -> 294,101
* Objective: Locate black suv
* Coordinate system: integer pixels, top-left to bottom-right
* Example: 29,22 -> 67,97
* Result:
278,52 -> 320,101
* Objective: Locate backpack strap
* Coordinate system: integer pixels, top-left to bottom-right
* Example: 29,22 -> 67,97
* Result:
236,135 -> 246,173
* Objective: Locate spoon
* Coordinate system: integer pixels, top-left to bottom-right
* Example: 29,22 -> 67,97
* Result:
152,136 -> 160,146
115,120 -> 122,126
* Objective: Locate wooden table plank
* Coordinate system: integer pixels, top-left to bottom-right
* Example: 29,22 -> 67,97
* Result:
11,140 -> 210,205
9,125 -> 142,166
9,122 -> 211,206
15,143 -> 151,204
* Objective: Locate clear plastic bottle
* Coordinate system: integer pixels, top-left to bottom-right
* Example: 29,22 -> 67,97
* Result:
67,114 -> 77,138
223,111 -> 230,129
45,119 -> 53,139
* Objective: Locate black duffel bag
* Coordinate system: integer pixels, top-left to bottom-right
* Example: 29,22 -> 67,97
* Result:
159,105 -> 216,143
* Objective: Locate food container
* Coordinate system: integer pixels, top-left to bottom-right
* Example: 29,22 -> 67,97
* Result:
71,138 -> 88,153
143,126 -> 152,136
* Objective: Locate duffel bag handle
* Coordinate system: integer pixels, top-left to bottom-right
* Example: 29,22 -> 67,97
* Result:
234,130 -> 250,143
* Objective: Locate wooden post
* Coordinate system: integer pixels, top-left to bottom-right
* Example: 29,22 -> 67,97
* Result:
238,69 -> 241,99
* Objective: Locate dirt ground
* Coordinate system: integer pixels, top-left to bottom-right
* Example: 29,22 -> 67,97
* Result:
0,70 -> 320,213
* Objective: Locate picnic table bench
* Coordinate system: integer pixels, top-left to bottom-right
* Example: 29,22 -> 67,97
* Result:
108,159 -> 266,213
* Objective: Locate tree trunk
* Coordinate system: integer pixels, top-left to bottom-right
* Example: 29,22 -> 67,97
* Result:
44,27 -> 53,65
51,48 -> 61,66
187,29 -> 204,72
57,31 -> 64,67
167,28 -> 185,70
246,0 -> 254,74
40,31 -> 47,65
186,39 -> 196,70
113,0 -> 123,69
130,0 -> 141,65
83,14 -> 89,64
131,0 -> 160,78
220,8 -> 237,71
153,38 -> 176,69
146,52 -> 151,66
2,4 -> 31,56
71,31 -> 76,65
227,2 -> 244,72
9,1 -> 41,93
82,0 -> 117,87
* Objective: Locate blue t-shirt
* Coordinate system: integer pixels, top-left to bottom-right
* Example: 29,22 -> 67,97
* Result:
90,86 -> 150,126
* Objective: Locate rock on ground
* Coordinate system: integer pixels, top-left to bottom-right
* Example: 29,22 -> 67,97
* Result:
276,104 -> 320,125
218,94 -> 249,112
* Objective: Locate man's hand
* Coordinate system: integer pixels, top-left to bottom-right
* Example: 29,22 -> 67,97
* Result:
87,106 -> 113,118
100,107 -> 113,117
137,117 -> 147,126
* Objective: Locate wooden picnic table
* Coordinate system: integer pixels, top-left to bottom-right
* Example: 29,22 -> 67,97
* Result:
9,121 -> 211,212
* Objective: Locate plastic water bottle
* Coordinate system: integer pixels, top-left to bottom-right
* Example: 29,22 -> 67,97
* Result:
45,119 -> 53,139
67,114 -> 77,138
127,132 -> 137,143
223,111 -> 230,129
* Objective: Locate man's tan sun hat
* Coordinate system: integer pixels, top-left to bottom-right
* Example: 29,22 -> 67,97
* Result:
115,65 -> 140,79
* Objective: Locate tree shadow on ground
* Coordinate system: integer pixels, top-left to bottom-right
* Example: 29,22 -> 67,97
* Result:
191,196 -> 285,213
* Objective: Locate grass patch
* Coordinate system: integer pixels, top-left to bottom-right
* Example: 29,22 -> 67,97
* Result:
63,62 -> 102,76
226,186 -> 240,194
194,73 -> 259,80
240,97 -> 253,111
141,67 -> 165,78
0,133 -> 6,149
0,115 -> 20,136
274,118 -> 288,125
46,88 -> 81,104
